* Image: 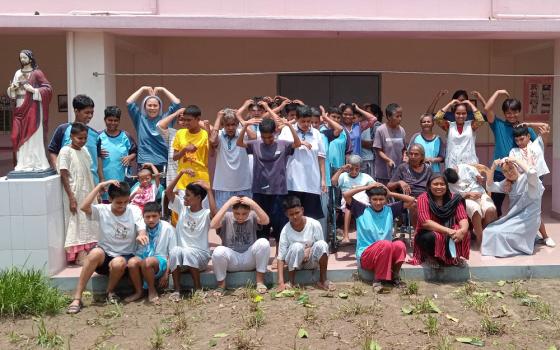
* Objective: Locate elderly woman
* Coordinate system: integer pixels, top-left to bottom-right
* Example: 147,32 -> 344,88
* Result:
388,144 -> 432,198
481,157 -> 544,257
408,114 -> 445,173
331,155 -> 375,244
126,86 -> 182,174
412,174 -> 470,266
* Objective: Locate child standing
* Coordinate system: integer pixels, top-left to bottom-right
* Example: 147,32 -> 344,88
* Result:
276,196 -> 334,291
97,106 -> 137,201
510,125 -> 555,247
210,196 -> 271,295
126,201 -> 177,303
156,107 -> 188,187
373,103 -> 406,184
66,180 -> 148,314
210,108 -> 253,209
172,105 -> 210,191
57,122 -> 98,265
166,170 -> 216,300
130,163 -> 160,212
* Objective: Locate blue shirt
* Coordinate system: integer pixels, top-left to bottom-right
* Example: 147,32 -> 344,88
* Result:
48,123 -> 100,184
328,130 -> 350,170
350,200 -> 403,260
97,130 -> 137,182
127,101 -> 181,166
319,127 -> 332,186
409,132 -> 446,173
489,118 -> 537,172
347,123 -> 362,155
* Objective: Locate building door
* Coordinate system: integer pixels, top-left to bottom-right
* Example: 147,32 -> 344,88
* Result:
277,73 -> 381,107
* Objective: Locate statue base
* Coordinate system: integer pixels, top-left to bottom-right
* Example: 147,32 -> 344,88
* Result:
7,168 -> 57,179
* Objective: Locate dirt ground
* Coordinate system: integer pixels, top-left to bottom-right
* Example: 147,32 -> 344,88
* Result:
2,278 -> 560,350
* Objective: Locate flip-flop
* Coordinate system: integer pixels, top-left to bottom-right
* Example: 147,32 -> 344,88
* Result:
256,283 -> 268,294
106,293 -> 120,304
317,280 -> 336,291
66,299 -> 83,314
169,291 -> 181,302
212,287 -> 226,297
372,282 -> 392,294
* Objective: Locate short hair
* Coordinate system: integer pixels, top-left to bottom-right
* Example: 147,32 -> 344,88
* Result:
222,108 -> 237,124
502,98 -> 522,113
138,167 -> 153,177
385,103 -> 401,119
249,97 -> 264,109
296,105 -> 312,119
443,168 -> 460,184
348,154 -> 362,165
104,106 -> 121,119
366,186 -> 388,198
232,202 -> 251,211
408,143 -> 425,157
70,122 -> 88,135
513,125 -> 530,138
452,90 -> 468,100
185,183 -> 207,201
259,118 -> 276,134
143,201 -> 161,215
108,181 -> 131,199
310,107 -> 321,117
185,105 -> 202,118
282,195 -> 302,211
419,113 -> 433,122
367,103 -> 384,123
284,103 -> 299,114
72,94 -> 94,111
340,103 -> 356,114
327,106 -> 341,115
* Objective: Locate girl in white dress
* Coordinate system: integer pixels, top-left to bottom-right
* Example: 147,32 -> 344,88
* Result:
434,99 -> 485,169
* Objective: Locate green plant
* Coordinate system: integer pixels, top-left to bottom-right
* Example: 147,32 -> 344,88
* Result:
102,302 -> 123,319
465,292 -> 492,315
150,326 -> 166,350
339,301 -> 377,318
425,315 -> 439,336
187,290 -> 206,307
434,336 -> 454,350
480,317 -> 505,336
245,305 -> 265,329
402,281 -> 418,296
34,317 -> 65,349
0,267 -> 70,317
349,283 -> 367,296
512,283 -> 529,299
232,331 -> 261,350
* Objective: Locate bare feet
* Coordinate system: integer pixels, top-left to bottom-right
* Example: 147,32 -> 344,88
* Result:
316,280 -> 336,291
148,294 -> 160,305
270,258 -> 278,270
124,292 -> 144,303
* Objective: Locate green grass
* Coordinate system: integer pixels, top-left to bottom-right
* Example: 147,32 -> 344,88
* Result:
34,317 -> 65,349
425,315 -> 439,336
480,317 -> 505,336
0,267 -> 70,317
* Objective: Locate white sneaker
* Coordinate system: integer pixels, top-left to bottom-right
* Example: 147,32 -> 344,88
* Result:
545,237 -> 556,248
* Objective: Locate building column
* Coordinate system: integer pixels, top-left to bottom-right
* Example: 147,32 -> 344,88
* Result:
66,32 -> 116,130
552,39 -> 560,218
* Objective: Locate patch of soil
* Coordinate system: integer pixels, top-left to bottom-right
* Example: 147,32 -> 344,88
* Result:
2,279 -> 560,349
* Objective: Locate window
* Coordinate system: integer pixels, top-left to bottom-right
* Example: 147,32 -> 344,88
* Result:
0,95 -> 12,134
277,73 -> 381,107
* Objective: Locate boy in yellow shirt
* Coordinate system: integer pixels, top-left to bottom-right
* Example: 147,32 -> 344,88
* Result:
172,105 -> 210,190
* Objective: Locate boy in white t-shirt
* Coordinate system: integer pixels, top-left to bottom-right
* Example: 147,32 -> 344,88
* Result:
125,201 -> 177,303
510,125 -> 555,247
276,196 -> 335,292
165,170 -> 217,301
210,108 -> 253,209
331,155 -> 375,244
67,180 -> 148,314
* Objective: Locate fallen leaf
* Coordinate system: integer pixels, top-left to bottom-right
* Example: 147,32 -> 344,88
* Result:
208,339 -> 217,347
548,346 -> 557,350
368,340 -> 382,350
320,292 -> 334,298
297,328 -> 309,338
428,300 -> 442,313
297,293 -> 310,305
280,290 -> 296,297
497,280 -> 506,287
495,291 -> 504,299
445,314 -> 459,323
456,337 -> 473,343
303,303 -> 317,308
456,337 -> 484,347
338,292 -> 349,299
401,306 -> 414,315
213,333 -> 228,338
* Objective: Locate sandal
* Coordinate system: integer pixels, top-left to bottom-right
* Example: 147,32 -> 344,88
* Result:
372,281 -> 392,294
317,280 -> 336,292
169,291 -> 181,302
256,283 -> 268,294
212,287 -> 226,297
106,292 -> 120,304
66,299 -> 83,314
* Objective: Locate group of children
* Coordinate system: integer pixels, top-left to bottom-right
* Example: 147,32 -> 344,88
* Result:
51,88 -> 554,313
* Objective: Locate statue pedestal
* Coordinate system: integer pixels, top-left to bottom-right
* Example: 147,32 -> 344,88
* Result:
0,174 -> 66,276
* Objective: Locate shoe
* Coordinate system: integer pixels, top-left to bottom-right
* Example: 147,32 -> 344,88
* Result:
545,237 -> 556,248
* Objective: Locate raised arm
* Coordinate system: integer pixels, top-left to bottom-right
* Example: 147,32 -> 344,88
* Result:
320,105 -> 343,136
126,86 -> 152,104
470,91 -> 488,108
426,89 -> 448,115
81,180 -> 119,216
434,99 -> 460,132
331,164 -> 350,187
210,110 -> 224,148
463,100 -> 484,131
284,121 -> 302,149
354,103 -> 377,131
484,90 -> 509,124
241,197 -> 270,226
195,181 -> 217,218
236,119 -> 260,148
154,87 -> 180,105
210,196 -> 239,229
158,107 -> 184,132
165,169 -> 188,204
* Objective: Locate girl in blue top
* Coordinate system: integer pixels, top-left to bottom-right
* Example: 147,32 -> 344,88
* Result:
408,114 -> 446,173
340,103 -> 377,156
126,86 -> 181,172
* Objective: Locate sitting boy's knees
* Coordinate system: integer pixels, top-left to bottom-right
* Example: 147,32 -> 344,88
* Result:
392,240 -> 407,252
290,242 -> 306,253
109,257 -> 127,271
254,238 -> 271,252
212,246 -> 228,260
315,240 -> 329,254
127,257 -> 141,268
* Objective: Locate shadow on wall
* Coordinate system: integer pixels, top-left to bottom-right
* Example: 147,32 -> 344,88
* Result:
0,150 -> 13,176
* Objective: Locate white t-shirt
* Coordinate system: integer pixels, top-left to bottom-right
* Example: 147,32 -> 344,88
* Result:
90,204 -> 146,257
338,172 -> 375,204
169,197 -> 211,252
212,129 -> 252,191
509,136 -> 549,177
136,220 -> 177,257
448,164 -> 485,194
277,217 -> 323,261
278,126 -> 326,195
